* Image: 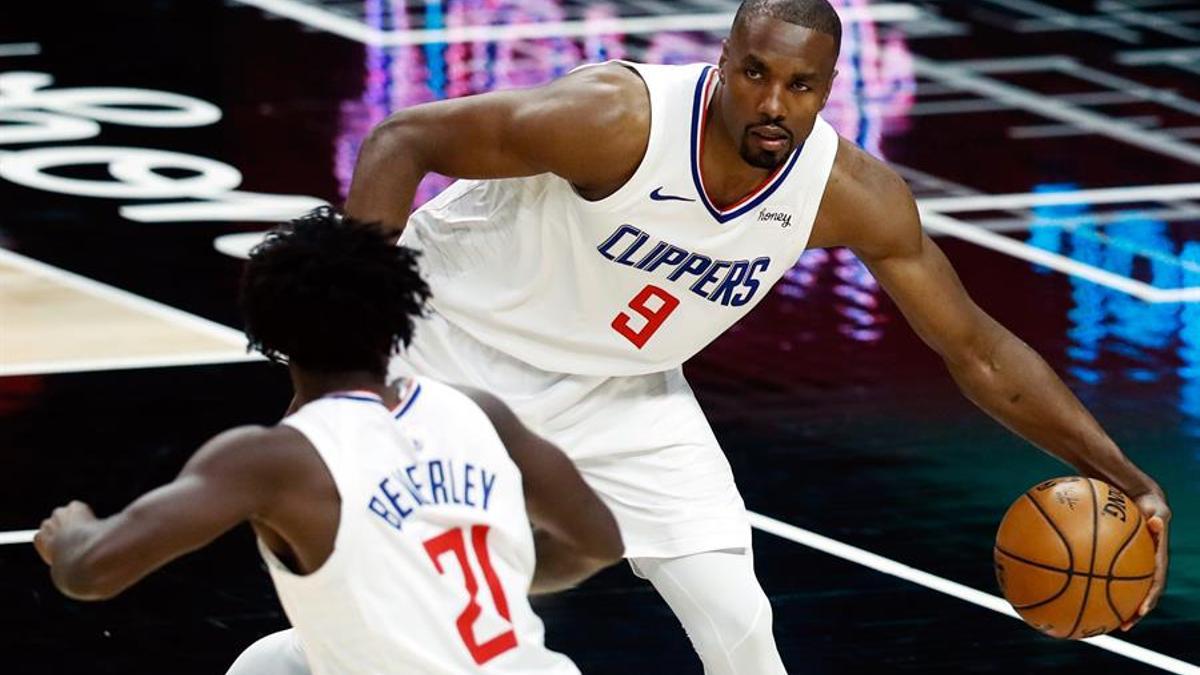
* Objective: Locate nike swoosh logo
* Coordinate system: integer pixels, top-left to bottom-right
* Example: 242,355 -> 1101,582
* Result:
650,187 -> 696,202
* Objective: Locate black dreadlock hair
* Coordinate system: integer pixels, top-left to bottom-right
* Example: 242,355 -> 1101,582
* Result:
240,206 -> 430,376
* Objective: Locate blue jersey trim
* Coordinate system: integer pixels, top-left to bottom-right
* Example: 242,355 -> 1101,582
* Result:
688,66 -> 804,224
393,384 -> 422,420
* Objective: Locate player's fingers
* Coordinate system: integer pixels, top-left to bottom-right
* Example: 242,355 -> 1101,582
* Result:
49,505 -> 70,524
32,524 -> 53,565
1138,528 -> 1169,619
1147,515 -> 1165,540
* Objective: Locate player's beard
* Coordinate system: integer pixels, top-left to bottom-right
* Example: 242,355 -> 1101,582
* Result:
738,132 -> 793,170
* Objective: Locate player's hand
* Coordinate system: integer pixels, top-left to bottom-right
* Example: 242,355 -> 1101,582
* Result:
33,501 -> 96,566
1121,491 -> 1171,631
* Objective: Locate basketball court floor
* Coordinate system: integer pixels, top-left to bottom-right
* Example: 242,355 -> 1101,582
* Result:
2,0 -> 1199,672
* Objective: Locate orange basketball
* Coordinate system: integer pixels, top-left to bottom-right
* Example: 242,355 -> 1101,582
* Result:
993,476 -> 1156,639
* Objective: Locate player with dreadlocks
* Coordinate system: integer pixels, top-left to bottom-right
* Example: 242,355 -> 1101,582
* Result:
35,207 -> 622,674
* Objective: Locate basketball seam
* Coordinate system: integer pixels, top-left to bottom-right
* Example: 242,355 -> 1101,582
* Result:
1023,492 -> 1074,572
1105,508 -> 1145,626
993,545 -> 1151,580
1066,479 -> 1100,639
1016,493 -> 1076,614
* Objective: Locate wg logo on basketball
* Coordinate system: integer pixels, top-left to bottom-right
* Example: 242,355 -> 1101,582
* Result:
1055,488 -> 1079,511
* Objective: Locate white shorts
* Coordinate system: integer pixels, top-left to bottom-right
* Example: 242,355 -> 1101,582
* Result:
390,310 -> 751,559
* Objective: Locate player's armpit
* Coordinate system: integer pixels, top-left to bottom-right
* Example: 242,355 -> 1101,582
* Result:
44,425 -> 297,600
346,63 -> 649,232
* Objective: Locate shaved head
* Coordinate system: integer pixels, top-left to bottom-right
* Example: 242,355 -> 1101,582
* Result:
732,0 -> 842,55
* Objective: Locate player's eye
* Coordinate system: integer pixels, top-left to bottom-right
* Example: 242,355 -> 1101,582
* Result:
790,81 -> 809,92
745,68 -> 762,80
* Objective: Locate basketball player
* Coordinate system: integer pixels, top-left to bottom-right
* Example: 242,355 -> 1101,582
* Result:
340,0 -> 1172,669
245,0 -> 1172,672
33,210 -> 623,674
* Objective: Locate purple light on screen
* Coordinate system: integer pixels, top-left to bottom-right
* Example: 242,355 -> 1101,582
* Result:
584,4 -> 626,62
337,0 -> 628,207
823,0 -> 915,157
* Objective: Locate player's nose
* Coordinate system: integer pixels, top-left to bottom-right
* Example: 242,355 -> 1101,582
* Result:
756,83 -> 786,119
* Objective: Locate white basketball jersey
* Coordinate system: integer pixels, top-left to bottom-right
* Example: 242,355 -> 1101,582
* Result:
264,378 -> 579,675
402,61 -> 839,376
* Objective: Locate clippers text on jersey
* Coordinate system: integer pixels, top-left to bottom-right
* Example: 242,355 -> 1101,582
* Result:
597,224 -> 771,307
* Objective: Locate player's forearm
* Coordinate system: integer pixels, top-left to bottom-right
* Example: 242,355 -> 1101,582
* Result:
345,112 -> 429,240
48,517 -> 131,601
947,328 -> 1162,498
529,529 -> 619,595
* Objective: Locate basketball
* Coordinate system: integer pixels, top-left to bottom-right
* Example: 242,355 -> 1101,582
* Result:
994,477 -> 1155,639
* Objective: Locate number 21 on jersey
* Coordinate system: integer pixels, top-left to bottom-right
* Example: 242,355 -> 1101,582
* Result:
424,525 -> 518,665
611,284 -> 679,349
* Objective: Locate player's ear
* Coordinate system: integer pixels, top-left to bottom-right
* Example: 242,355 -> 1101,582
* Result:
719,39 -> 729,80
820,69 -> 839,108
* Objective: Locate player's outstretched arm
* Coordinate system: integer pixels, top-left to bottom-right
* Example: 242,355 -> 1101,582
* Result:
821,139 -> 1171,628
33,426 -> 300,600
345,63 -> 649,238
460,388 -> 624,594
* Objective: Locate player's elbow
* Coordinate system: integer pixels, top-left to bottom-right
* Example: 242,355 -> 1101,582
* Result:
589,516 -> 625,564
528,546 -> 622,596
944,342 -> 1000,396
51,549 -> 130,601
363,111 -> 427,168
945,324 -> 1028,404
562,499 -> 624,563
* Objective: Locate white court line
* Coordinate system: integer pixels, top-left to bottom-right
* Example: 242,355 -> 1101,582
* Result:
920,211 -> 1200,303
954,55 -> 1079,72
1117,47 -> 1200,65
1170,127 -> 1200,140
985,0 -> 1140,42
0,352 -> 262,378
748,512 -> 1200,674
232,0 -> 919,46
1009,115 -> 1160,140
918,182 -> 1200,213
912,57 -> 1200,166
0,531 -> 36,545
933,56 -> 1200,119
0,248 -> 247,346
0,43 -> 41,57
908,91 -> 1150,117
972,205 -> 1200,233
4,514 -> 1195,672
1096,1 -> 1200,41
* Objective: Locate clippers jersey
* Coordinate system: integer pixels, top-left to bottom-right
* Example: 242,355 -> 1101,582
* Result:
402,61 -> 839,376
264,378 -> 579,675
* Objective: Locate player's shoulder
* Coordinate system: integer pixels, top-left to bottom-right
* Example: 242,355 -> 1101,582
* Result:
826,137 -> 912,212
206,424 -> 305,453
187,424 -> 316,480
562,61 -> 647,99
818,136 -> 921,259
553,61 -> 649,129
